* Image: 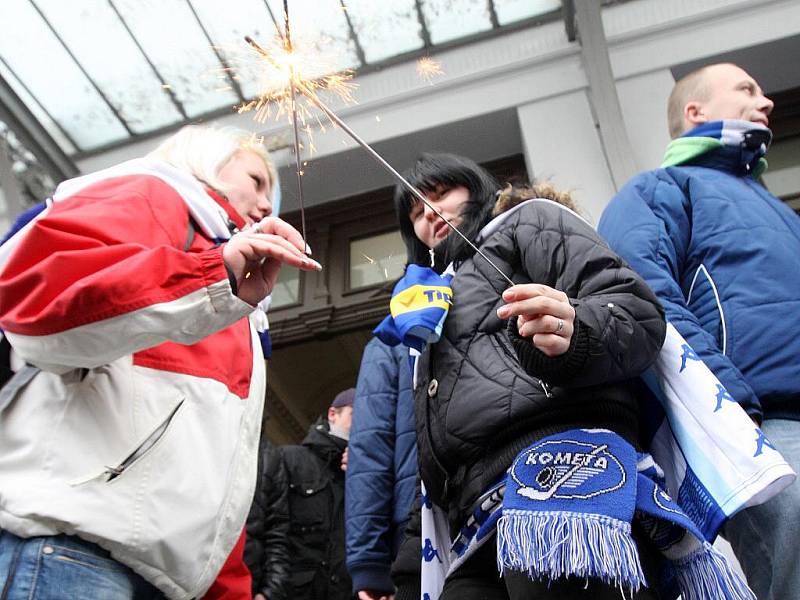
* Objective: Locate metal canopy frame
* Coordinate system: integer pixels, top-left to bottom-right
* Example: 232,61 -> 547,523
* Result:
108,1 -> 188,121
28,0 -> 133,136
414,0 -> 433,48
0,0 -> 578,187
0,70 -> 78,183
0,54 -> 79,153
339,0 -> 367,67
185,0 -> 246,104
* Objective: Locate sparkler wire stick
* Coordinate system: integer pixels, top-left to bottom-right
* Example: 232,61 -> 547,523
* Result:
244,36 -> 513,286
296,82 -> 514,286
282,0 -> 308,249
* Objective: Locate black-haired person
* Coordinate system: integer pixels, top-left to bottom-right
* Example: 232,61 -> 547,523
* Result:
392,153 -> 668,599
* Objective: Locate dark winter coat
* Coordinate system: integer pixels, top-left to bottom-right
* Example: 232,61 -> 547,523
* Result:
244,438 -> 291,600
282,417 -> 352,600
416,199 -> 666,527
345,337 -> 417,595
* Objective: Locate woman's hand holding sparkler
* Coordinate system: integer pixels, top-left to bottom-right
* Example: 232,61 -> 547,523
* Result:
497,284 -> 576,357
223,216 -> 321,306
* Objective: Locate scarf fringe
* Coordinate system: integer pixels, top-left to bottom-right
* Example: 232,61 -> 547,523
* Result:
496,510 -> 645,594
673,542 -> 755,600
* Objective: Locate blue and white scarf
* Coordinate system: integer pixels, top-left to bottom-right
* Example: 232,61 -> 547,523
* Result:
661,119 -> 772,177
640,324 -> 795,539
418,326 -> 796,599
438,429 -> 755,599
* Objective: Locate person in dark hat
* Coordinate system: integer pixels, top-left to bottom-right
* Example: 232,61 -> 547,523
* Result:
280,388 -> 356,600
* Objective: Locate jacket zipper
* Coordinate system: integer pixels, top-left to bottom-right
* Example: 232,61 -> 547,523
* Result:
105,399 -> 185,482
424,351 -> 458,501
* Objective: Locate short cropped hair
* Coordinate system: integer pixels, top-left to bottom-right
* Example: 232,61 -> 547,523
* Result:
667,65 -> 714,139
148,125 -> 277,200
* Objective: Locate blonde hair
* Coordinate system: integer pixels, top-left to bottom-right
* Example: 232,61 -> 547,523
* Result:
667,65 -> 718,139
148,125 -> 277,199
492,182 -> 579,216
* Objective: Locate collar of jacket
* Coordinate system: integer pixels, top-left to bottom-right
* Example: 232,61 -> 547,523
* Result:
205,188 -> 247,233
661,119 -> 772,178
303,416 -> 347,461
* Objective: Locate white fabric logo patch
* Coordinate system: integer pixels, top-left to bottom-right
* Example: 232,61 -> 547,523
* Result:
509,438 -> 626,501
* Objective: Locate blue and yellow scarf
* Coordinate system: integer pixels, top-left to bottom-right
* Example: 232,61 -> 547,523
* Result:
373,264 -> 453,352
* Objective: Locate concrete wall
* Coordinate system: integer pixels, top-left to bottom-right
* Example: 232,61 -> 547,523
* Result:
518,90 -> 616,224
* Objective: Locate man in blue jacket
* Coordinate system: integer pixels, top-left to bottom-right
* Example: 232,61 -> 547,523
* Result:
599,63 -> 799,600
345,337 -> 417,600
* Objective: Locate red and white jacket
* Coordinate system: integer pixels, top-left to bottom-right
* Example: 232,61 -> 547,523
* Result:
0,165 -> 263,599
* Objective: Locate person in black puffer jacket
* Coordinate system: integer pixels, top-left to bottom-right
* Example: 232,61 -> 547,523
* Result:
282,390 -> 355,600
244,436 -> 291,600
392,154 -> 667,600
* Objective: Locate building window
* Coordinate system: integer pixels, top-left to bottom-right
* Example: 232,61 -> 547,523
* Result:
349,230 -> 406,290
270,267 -> 301,309
763,136 -> 800,209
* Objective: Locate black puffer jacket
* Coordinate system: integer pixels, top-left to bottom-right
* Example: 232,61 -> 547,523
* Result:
244,438 -> 291,600
416,200 -> 666,526
282,417 -> 352,600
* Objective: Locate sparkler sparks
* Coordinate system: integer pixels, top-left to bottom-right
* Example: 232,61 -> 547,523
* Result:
416,57 -> 444,83
238,35 -> 357,132
240,26 -> 357,249
236,24 -> 511,285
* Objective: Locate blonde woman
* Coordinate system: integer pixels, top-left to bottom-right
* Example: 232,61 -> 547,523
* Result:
0,125 -> 320,599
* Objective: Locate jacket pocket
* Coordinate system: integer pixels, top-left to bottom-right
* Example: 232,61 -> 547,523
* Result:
289,569 -> 317,598
287,478 -> 330,533
106,398 -> 185,483
69,397 -> 186,486
286,469 -> 333,568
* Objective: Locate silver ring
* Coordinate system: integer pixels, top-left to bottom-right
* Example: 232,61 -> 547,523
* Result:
555,318 -> 564,333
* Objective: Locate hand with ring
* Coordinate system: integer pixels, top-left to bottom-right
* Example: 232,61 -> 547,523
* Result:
496,283 -> 576,357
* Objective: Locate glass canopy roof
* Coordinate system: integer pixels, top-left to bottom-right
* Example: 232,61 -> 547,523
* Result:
0,0 -> 561,156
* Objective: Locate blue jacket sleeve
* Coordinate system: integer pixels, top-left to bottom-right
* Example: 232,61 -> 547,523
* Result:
598,172 -> 761,419
345,337 -> 401,594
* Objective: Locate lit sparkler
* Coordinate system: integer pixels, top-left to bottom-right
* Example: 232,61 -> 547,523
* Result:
289,71 -> 513,285
416,57 -> 444,83
282,0 -> 306,247
235,2 -> 351,247
242,27 -> 510,285
238,37 -> 356,130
